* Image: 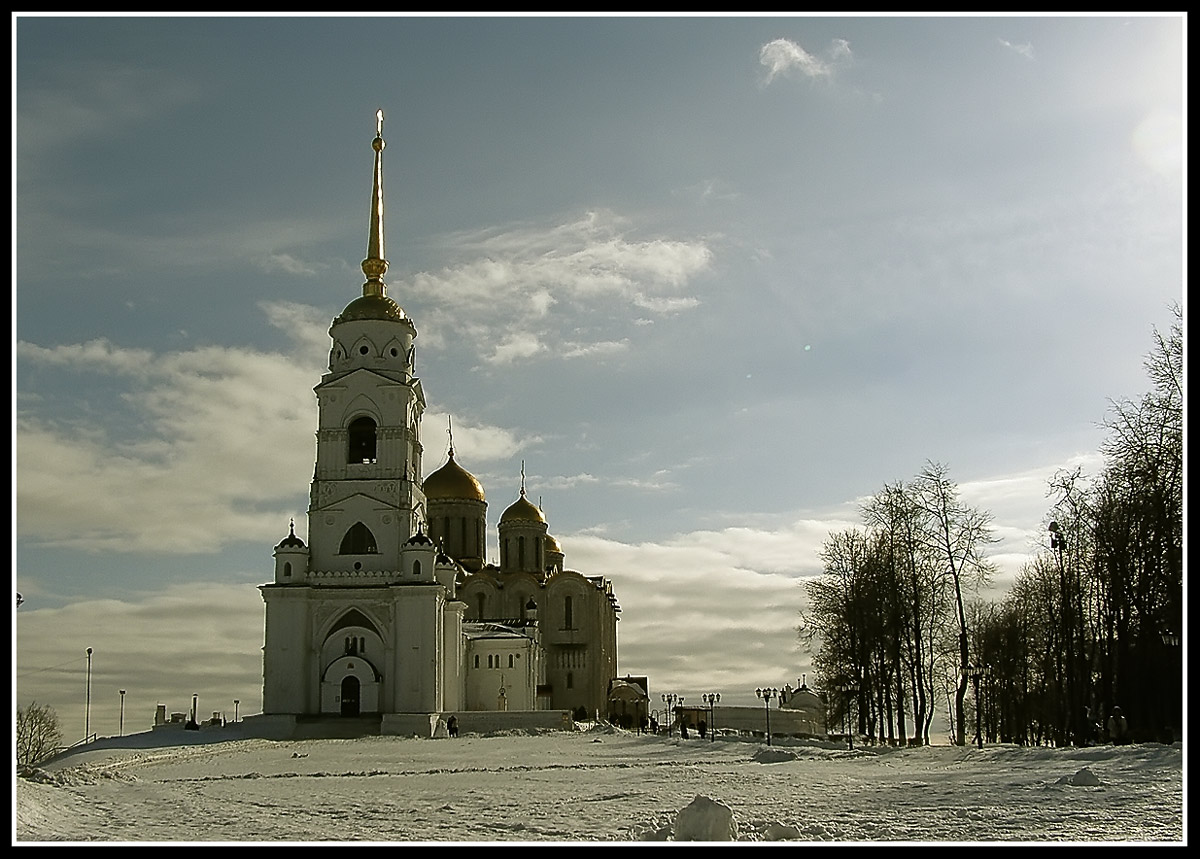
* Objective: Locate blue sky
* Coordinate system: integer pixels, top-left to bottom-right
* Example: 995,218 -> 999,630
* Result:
14,13 -> 1184,742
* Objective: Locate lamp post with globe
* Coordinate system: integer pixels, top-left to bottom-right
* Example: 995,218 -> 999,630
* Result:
755,687 -> 778,746
662,694 -> 678,738
702,692 -> 721,742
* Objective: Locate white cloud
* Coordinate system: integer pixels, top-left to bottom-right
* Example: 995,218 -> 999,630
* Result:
16,336 -> 321,553
559,339 -> 630,360
997,38 -> 1035,60
484,332 -> 547,365
759,37 -> 852,86
259,300 -> 338,357
420,410 -> 530,465
261,252 -> 328,277
17,338 -> 155,374
405,212 -> 711,366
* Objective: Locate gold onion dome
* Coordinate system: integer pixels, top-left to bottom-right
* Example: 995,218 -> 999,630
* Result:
501,490 -> 546,524
545,533 -> 562,553
334,293 -> 408,324
424,452 -> 486,502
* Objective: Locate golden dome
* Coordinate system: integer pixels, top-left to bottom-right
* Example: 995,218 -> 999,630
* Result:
544,533 -> 562,554
424,453 -> 486,502
334,294 -> 407,324
500,491 -> 545,524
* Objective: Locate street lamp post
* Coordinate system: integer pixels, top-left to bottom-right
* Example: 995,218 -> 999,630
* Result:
84,647 -> 93,743
662,694 -> 678,737
755,687 -> 778,746
969,665 -> 991,748
1048,521 -> 1081,745
119,689 -> 126,737
702,692 -> 721,742
1161,630 -> 1180,742
234,699 -> 240,723
836,682 -> 858,749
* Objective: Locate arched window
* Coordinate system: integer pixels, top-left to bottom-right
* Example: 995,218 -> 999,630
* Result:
476,593 -> 486,620
283,562 -> 292,578
339,522 -> 379,554
518,535 -> 526,569
412,560 -> 421,578
566,671 -> 574,690
348,416 -> 377,464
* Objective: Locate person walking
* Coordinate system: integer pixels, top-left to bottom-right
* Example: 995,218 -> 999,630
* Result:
1107,706 -> 1128,745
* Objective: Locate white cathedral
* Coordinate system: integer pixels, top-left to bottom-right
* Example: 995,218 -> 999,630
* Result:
259,113 -> 623,736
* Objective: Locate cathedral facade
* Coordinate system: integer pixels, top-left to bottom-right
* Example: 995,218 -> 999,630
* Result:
260,113 -> 619,734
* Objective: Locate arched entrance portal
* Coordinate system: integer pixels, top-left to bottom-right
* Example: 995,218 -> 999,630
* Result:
320,655 -> 381,715
341,676 -> 361,716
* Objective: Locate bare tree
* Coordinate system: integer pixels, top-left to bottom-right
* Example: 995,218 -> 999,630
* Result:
912,462 -> 996,746
863,481 -> 943,745
17,701 -> 63,768
1091,305 -> 1183,739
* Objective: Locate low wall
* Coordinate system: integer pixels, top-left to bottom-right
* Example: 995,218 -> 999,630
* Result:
437,710 -> 575,736
681,706 -> 826,738
141,711 -> 575,741
239,714 -> 304,740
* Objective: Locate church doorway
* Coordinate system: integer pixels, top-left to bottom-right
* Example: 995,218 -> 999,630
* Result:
341,676 -> 361,716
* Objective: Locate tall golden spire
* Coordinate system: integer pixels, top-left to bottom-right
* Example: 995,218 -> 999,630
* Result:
361,109 -> 388,298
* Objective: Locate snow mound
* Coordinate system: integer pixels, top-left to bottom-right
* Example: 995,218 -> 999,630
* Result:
1057,767 -> 1102,786
752,747 -> 798,764
19,765 -> 133,786
580,720 -> 619,734
673,795 -> 737,841
762,822 -> 805,841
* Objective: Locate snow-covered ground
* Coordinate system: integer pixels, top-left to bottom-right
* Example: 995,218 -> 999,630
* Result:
14,723 -> 1185,844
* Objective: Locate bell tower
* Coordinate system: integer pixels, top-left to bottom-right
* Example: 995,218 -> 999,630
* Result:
307,109 -> 428,575
262,111 -> 463,728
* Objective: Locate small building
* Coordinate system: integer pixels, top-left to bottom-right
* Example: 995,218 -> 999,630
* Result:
463,619 -> 545,711
607,676 -> 650,729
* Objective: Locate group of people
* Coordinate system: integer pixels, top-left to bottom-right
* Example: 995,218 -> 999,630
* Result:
1106,706 -> 1129,744
639,715 -> 707,738
1085,705 -> 1129,745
